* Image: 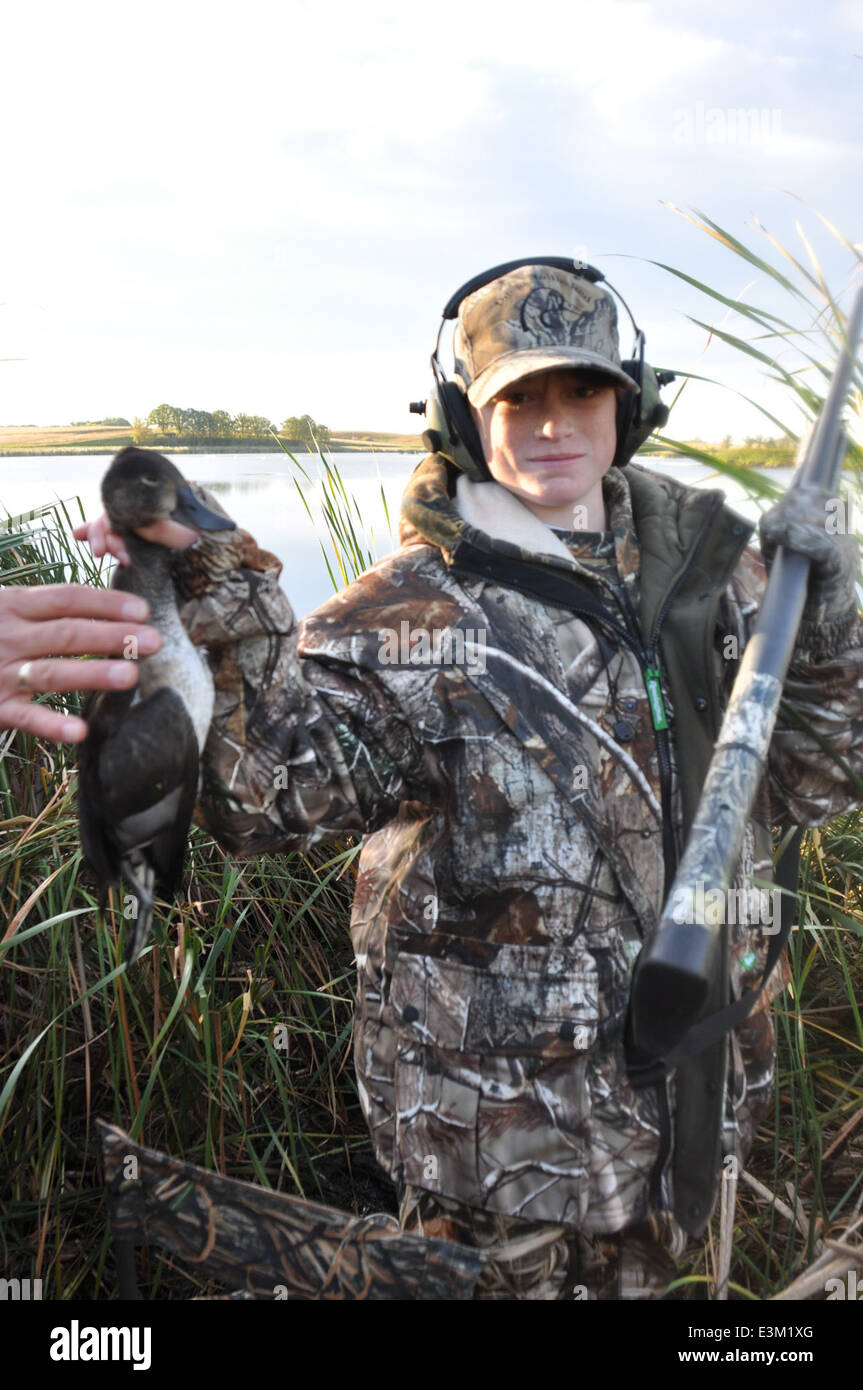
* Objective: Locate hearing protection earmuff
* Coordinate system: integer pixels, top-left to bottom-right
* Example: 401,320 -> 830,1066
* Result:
409,256 -> 676,482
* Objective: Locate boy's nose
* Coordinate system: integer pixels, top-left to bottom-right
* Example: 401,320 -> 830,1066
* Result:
537,403 -> 576,436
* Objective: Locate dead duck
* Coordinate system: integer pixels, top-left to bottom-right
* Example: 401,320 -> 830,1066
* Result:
77,446 -> 235,964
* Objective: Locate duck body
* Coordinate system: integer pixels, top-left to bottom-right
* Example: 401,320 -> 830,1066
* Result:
77,447 -> 235,964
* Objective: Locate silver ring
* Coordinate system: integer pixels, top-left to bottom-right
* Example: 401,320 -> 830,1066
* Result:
17,660 -> 34,692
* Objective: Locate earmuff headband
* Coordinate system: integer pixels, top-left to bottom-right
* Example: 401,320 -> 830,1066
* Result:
441,257 -> 604,319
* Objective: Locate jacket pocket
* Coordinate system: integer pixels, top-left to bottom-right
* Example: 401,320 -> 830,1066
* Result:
390,936 -> 598,1223
389,939 -> 599,1056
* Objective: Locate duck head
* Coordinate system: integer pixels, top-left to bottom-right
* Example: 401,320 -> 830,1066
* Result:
102,446 -> 236,535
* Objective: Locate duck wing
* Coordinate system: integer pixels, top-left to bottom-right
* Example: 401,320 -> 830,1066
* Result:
78,685 -> 200,957
78,682 -> 138,897
77,560 -> 144,891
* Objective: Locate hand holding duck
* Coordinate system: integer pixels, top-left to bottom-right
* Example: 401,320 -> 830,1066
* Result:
73,510 -> 202,565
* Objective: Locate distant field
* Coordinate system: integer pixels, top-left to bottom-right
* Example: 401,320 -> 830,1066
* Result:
329,430 -> 425,452
0,425 -> 426,455
0,425 -> 134,453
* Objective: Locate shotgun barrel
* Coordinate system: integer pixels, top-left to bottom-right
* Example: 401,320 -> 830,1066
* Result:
630,287 -> 863,1059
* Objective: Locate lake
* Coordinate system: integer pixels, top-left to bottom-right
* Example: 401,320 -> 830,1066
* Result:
1,451 -> 792,619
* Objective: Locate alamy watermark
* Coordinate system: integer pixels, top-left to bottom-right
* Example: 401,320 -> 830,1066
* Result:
824,496 -> 861,535
377,622 -> 487,674
0,1277 -> 42,1300
670,879 -> 781,931
825,1269 -> 863,1299
49,1322 -> 151,1370
673,102 -> 782,146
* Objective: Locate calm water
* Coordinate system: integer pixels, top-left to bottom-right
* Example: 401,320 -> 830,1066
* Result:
1,451 -> 792,619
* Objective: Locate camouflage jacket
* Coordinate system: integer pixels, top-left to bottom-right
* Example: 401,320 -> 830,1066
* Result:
172,455 -> 863,1238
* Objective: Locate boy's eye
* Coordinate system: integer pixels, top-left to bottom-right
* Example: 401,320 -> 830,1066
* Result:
573,385 -> 600,399
498,388 -> 535,406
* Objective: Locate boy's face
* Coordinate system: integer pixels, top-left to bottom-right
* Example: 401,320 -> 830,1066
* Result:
472,368 -> 619,528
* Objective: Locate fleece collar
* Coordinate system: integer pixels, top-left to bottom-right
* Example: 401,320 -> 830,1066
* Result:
399,453 -> 649,593
399,452 -> 617,574
453,473 -> 577,565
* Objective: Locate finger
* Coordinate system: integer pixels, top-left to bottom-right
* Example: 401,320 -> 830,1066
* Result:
4,656 -> 141,695
3,616 -> 162,661
2,583 -> 150,623
0,700 -> 90,744
104,530 -> 131,564
74,515 -> 131,564
73,514 -> 111,557
134,518 -> 199,549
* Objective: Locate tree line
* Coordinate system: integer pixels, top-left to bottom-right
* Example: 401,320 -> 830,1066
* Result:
71,417 -> 131,427
132,406 -> 331,446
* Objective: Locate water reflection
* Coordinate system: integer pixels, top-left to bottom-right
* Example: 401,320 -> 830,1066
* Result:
1,451 -> 413,618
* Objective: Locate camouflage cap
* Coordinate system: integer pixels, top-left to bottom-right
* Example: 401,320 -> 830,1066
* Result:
453,265 -> 639,408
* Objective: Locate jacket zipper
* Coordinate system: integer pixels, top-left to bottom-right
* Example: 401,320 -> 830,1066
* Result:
611,584 -> 678,895
615,501 -> 725,894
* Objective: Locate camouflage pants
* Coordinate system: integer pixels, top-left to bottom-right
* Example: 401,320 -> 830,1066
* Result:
399,1186 -> 690,1301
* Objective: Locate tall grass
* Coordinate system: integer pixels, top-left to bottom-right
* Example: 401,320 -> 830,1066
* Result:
0,501 -> 394,1302
649,204 -> 862,501
0,209 -> 861,1300
269,429 -> 392,588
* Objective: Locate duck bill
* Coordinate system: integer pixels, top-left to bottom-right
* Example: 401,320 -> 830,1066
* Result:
171,485 -> 235,532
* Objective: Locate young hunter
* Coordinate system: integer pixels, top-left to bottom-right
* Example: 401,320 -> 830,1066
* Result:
8,260 -> 863,1299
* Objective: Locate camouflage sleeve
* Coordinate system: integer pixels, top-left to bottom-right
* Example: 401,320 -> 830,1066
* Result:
169,487 -> 437,858
722,545 -> 863,827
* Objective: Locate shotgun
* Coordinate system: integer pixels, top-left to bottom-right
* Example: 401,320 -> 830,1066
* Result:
629,287 -> 863,1061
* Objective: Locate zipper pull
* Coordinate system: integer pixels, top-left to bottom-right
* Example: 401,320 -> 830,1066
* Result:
644,666 -> 669,731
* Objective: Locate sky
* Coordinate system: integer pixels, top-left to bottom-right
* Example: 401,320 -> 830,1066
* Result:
2,0 -> 861,444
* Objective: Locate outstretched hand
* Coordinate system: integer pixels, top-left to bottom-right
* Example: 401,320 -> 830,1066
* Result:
0,585 -> 162,743
0,513 -> 198,744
